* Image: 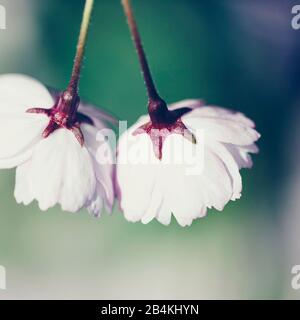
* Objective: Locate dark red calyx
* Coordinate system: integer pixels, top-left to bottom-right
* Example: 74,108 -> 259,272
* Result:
26,90 -> 93,145
134,99 -> 196,160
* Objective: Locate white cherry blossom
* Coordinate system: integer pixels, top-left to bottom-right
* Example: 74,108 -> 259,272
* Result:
116,99 -> 260,226
0,73 -> 114,217
118,0 -> 261,226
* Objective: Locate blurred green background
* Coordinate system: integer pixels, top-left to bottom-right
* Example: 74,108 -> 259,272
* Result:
0,0 -> 299,299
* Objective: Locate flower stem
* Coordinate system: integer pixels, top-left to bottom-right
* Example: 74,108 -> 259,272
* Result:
121,0 -> 161,102
68,0 -> 94,95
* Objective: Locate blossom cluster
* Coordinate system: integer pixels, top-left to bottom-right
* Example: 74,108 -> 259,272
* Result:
0,0 -> 260,226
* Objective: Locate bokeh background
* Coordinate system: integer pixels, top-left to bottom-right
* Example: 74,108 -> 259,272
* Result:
0,0 -> 299,299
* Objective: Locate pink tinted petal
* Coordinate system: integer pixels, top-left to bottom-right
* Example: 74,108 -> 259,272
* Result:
168,99 -> 205,111
225,143 -> 258,169
85,187 -> 104,217
78,102 -> 117,127
81,124 -> 115,211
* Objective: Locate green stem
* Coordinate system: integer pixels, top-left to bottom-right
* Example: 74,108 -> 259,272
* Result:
68,0 -> 94,95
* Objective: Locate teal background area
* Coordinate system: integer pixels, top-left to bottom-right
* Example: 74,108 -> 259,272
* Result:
0,0 -> 299,299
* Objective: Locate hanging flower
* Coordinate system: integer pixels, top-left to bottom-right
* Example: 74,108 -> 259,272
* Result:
116,0 -> 260,226
0,0 -> 115,217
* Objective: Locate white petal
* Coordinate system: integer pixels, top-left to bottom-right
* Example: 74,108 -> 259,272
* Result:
141,168 -> 164,225
185,105 -> 255,128
117,123 -> 159,222
156,199 -> 173,226
162,135 -> 231,225
0,114 -> 48,168
23,129 -> 96,212
205,139 -> 242,200
58,133 -> 97,212
0,74 -> 53,168
14,160 -> 34,206
183,113 -> 260,146
0,74 -> 54,114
